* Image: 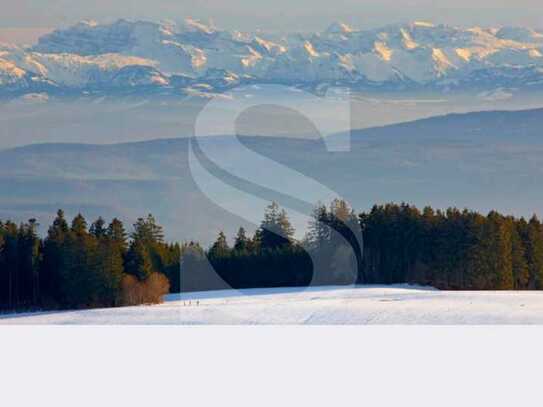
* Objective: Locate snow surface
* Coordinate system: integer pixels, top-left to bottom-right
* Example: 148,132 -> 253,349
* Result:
2,285 -> 543,325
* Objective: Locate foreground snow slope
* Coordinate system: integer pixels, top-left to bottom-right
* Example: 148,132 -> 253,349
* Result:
2,285 -> 543,325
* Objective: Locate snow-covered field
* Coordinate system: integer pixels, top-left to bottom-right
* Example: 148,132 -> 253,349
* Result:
2,285 -> 543,325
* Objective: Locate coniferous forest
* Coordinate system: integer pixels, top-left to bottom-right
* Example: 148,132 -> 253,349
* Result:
2,201 -> 543,312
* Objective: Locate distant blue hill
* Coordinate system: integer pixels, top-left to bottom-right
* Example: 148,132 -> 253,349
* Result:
1,107 -> 543,243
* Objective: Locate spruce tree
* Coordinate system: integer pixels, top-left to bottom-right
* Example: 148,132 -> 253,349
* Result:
259,202 -> 294,250
132,214 -> 164,244
510,218 -> 529,289
41,210 -> 70,306
90,217 -> 107,239
0,224 -> 5,307
490,213 -> 513,290
327,200 -> 362,284
95,236 -> 124,306
107,218 -> 128,253
59,213 -> 99,307
234,227 -> 249,253
525,216 -> 543,289
209,231 -> 230,258
125,240 -> 153,281
71,214 -> 88,236
306,204 -> 330,250
1,222 -> 18,308
17,219 -> 41,306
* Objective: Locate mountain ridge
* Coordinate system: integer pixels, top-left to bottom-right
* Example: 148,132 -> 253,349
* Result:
2,19 -> 543,99
2,105 -> 542,154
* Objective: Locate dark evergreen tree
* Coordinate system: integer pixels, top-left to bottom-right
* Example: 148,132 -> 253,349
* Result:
209,231 -> 230,258
162,243 -> 181,293
487,212 -> 513,290
17,219 -> 41,306
512,218 -> 530,289
40,210 -> 69,306
107,218 -> 128,253
0,223 -> 5,307
259,202 -> 294,250
90,217 -> 107,239
233,227 -> 250,253
525,216 -> 543,289
0,221 -> 18,308
58,213 -> 101,307
132,214 -> 164,244
94,235 -> 124,306
125,240 -> 153,281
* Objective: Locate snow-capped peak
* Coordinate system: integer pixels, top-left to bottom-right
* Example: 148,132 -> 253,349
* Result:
0,58 -> 26,78
495,26 -> 543,43
3,19 -> 543,97
182,18 -> 216,34
412,21 -> 436,28
303,41 -> 319,57
325,21 -> 354,34
78,19 -> 99,28
374,41 -> 393,61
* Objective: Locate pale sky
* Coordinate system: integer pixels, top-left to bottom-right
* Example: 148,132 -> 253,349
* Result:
1,0 -> 543,44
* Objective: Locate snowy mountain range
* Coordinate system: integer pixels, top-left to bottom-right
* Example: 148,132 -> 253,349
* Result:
2,18 -> 543,98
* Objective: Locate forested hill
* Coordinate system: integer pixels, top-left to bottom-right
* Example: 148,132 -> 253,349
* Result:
1,107 -> 543,244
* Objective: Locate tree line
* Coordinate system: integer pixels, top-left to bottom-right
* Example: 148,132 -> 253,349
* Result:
184,201 -> 543,292
0,210 -> 180,311
3,201 -> 543,311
